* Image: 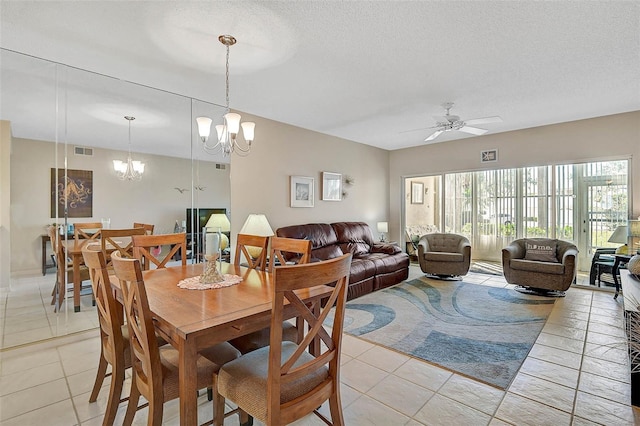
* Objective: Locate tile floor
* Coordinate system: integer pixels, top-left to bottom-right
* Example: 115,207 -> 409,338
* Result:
1,266 -> 639,425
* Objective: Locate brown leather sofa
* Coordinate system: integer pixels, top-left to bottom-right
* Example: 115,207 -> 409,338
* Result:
276,222 -> 410,300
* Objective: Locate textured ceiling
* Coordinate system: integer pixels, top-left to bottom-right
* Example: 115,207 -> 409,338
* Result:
1,1 -> 639,159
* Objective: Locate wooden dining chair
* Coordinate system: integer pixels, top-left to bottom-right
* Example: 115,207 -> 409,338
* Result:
73,222 -> 103,241
234,234 -> 269,270
132,233 -> 187,270
48,225 -> 91,312
101,228 -> 147,269
133,222 -> 154,235
268,236 -> 312,273
82,244 -> 133,426
110,252 -> 243,426
215,253 -> 352,426
229,236 -> 312,354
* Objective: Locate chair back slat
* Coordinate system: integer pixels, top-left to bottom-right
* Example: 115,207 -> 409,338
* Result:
133,222 -> 155,235
111,252 -> 164,403
73,222 -> 103,241
268,236 -> 312,273
101,228 -> 147,268
267,253 -> 351,424
132,233 -> 186,270
234,234 -> 269,270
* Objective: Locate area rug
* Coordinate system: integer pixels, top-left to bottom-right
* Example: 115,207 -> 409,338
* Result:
342,277 -> 556,389
468,260 -> 502,276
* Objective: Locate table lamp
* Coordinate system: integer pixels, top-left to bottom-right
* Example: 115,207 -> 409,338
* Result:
377,222 -> 388,242
204,213 -> 231,262
240,214 -> 274,259
608,225 -> 628,254
628,220 -> 640,255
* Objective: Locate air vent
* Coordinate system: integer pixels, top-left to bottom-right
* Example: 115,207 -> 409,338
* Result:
215,163 -> 226,170
74,146 -> 93,156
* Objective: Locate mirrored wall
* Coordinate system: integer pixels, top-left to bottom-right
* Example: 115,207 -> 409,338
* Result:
0,48 -> 231,349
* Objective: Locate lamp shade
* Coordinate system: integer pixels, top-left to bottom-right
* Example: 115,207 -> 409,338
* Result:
241,121 -> 255,142
205,213 -> 231,232
224,113 -> 241,135
240,214 -> 274,236
196,116 -> 212,140
377,222 -> 389,233
608,226 -> 628,244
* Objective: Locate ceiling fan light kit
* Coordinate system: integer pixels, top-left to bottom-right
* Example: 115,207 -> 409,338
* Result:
423,102 -> 502,142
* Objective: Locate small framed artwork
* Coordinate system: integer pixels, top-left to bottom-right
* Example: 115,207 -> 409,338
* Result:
322,172 -> 342,201
411,181 -> 424,204
290,176 -> 314,208
51,168 -> 93,218
481,149 -> 498,163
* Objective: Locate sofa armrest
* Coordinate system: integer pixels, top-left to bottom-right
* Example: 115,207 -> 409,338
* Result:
417,236 -> 431,257
371,243 -> 401,255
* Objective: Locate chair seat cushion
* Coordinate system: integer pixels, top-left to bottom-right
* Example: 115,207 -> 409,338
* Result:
157,346 -> 220,401
424,252 -> 464,263
510,259 -> 565,275
218,341 -> 329,421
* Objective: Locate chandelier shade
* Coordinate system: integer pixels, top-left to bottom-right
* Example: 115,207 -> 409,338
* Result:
197,34 -> 255,157
113,116 -> 144,181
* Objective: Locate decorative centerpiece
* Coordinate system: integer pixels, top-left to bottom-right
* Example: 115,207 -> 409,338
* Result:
201,253 -> 224,284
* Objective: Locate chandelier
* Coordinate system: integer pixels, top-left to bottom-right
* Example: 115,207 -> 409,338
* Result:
196,35 -> 255,157
113,116 -> 145,181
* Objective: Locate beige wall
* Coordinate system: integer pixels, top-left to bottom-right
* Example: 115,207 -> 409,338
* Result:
389,111 -> 640,243
405,176 -> 440,229
10,136 -> 231,274
230,112 -> 390,240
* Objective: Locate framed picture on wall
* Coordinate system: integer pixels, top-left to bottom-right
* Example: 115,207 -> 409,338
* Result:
290,175 -> 314,208
411,181 -> 424,204
321,172 -> 342,201
50,168 -> 93,218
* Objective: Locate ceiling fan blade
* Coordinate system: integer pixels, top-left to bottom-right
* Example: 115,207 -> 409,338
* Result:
464,116 -> 502,126
424,130 -> 444,141
400,125 -> 440,134
459,126 -> 488,135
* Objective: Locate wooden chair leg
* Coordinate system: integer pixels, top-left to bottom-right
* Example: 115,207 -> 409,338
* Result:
102,362 -> 125,426
88,351 -> 108,402
148,394 -> 164,426
328,392 -> 344,426
213,374 -> 225,426
123,381 -> 140,426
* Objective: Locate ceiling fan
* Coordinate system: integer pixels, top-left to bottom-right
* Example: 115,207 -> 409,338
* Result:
423,102 -> 502,142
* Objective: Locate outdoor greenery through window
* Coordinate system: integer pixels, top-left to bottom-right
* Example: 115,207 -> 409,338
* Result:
407,159 -> 629,271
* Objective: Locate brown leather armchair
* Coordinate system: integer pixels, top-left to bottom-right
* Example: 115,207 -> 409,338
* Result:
502,238 -> 578,292
417,233 -> 471,277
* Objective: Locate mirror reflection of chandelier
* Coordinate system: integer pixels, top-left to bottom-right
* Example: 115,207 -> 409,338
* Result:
113,116 -> 145,181
197,35 -> 255,157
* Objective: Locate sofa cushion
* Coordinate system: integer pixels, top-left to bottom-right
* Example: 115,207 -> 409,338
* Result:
510,258 -> 565,275
331,222 -> 375,256
423,252 -> 465,263
276,223 -> 339,260
371,243 -> 402,255
349,258 -> 377,284
425,233 -> 465,253
524,238 -> 558,263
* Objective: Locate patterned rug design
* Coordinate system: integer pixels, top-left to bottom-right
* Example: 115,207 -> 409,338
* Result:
342,277 -> 556,389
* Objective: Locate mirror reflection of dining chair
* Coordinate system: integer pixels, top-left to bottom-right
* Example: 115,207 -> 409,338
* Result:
234,234 -> 269,270
73,222 -> 103,241
47,225 -> 91,312
110,252 -> 244,426
229,237 -> 312,355
101,228 -> 147,269
132,233 -> 187,270
132,222 -> 154,235
215,254 -> 352,426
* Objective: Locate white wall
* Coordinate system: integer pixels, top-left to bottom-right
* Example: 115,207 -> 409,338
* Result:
230,112 -> 390,240
10,136 -> 231,274
389,111 -> 640,242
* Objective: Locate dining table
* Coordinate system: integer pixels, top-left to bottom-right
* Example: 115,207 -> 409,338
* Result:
109,261 -> 334,426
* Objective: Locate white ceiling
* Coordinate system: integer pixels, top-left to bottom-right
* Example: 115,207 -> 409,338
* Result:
1,1 -> 639,160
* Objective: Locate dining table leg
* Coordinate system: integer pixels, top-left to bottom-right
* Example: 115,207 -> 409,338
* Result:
179,338 -> 198,426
